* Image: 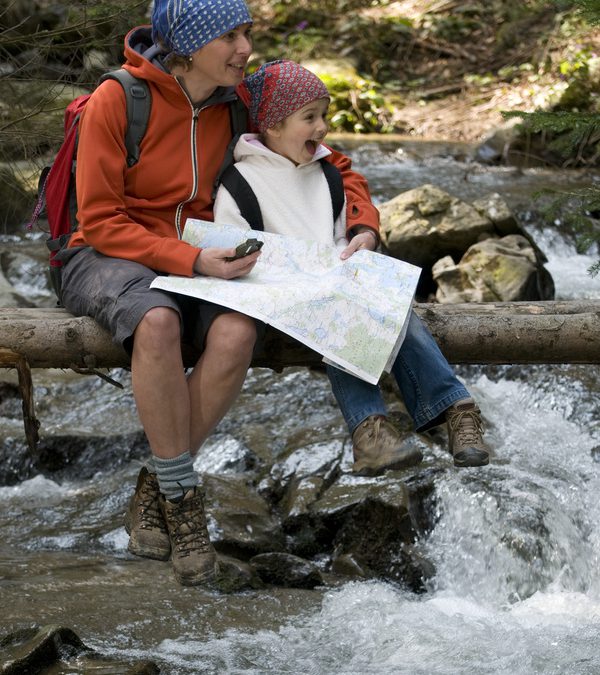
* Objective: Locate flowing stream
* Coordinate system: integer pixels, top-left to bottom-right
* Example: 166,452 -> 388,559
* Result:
1,140 -> 600,674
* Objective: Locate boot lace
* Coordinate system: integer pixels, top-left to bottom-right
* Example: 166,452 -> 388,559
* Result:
169,495 -> 212,557
449,408 -> 484,447
138,478 -> 166,532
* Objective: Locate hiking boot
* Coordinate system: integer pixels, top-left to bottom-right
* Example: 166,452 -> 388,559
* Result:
124,467 -> 171,561
446,398 -> 489,468
352,415 -> 423,476
159,486 -> 218,586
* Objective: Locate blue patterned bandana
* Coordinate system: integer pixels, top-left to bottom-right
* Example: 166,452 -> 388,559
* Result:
151,0 -> 252,56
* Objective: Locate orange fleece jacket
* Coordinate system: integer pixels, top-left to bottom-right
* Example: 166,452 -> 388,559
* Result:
69,27 -> 380,277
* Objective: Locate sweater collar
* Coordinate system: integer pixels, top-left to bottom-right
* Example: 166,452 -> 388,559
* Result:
235,133 -> 332,166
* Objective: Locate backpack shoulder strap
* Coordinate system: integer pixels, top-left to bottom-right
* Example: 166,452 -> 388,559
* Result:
220,157 -> 344,234
319,158 -> 345,223
211,97 -> 249,200
219,164 -> 264,231
99,69 -> 151,167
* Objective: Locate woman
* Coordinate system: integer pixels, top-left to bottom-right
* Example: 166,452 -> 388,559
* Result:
58,0 -> 380,586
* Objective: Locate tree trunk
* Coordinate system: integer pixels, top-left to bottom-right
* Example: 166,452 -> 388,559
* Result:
0,301 -> 598,370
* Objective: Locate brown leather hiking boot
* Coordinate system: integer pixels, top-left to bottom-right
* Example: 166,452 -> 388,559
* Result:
446,398 -> 489,468
124,467 -> 171,560
159,486 -> 218,586
352,415 -> 423,476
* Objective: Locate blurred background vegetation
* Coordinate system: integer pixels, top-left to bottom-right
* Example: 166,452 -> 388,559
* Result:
2,0 -> 600,146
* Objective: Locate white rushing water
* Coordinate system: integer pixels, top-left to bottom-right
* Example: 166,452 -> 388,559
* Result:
116,381 -> 600,673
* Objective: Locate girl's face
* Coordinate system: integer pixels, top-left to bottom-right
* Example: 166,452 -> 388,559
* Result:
190,23 -> 253,88
265,97 -> 330,165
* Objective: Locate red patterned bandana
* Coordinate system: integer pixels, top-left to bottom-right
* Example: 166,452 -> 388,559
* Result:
242,60 -> 330,133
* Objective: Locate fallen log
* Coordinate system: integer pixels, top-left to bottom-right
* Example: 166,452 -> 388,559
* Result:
0,301 -> 598,370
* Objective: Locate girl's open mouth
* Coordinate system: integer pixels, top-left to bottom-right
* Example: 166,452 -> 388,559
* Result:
305,140 -> 317,155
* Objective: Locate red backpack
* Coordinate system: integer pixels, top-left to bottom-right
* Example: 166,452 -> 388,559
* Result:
28,69 -> 151,300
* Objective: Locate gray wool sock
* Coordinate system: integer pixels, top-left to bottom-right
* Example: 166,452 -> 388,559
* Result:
153,451 -> 199,502
144,456 -> 156,474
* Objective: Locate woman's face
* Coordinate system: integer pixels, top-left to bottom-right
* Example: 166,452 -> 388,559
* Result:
265,97 -> 330,165
190,23 -> 253,88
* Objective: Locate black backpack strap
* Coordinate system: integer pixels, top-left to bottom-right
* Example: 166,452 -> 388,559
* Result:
221,156 -> 344,233
219,164 -> 264,231
319,158 -> 345,224
99,69 -> 151,168
211,97 -> 249,200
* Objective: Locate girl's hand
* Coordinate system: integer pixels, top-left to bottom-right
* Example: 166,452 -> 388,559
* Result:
340,229 -> 378,260
193,246 -> 262,278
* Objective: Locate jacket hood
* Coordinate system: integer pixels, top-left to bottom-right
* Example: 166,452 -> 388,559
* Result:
122,26 -> 238,107
233,133 -> 331,166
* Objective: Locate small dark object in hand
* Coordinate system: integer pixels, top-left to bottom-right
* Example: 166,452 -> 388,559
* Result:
225,238 -> 264,261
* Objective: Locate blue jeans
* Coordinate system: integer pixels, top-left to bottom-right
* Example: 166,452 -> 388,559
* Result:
326,310 -> 470,434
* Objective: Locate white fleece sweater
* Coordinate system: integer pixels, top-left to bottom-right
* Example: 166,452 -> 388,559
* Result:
213,133 -> 347,248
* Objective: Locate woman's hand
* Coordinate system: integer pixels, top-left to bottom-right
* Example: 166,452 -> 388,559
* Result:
340,229 -> 378,260
193,246 -> 261,278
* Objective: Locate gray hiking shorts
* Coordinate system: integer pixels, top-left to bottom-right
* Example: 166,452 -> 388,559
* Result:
59,246 -> 250,355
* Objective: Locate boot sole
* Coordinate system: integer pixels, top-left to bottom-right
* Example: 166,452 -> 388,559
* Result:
174,561 -> 219,586
353,449 -> 424,476
454,451 -> 490,468
127,539 -> 171,561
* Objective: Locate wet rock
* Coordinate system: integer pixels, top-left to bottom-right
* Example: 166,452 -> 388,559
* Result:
0,624 -> 159,674
215,553 -> 264,592
378,184 -> 554,300
471,192 -> 520,235
331,552 -> 369,578
281,475 -> 326,522
32,431 -> 149,481
311,472 -> 436,590
250,552 -> 324,589
203,473 -> 285,558
432,234 -> 551,303
279,475 -> 329,558
268,438 -> 344,501
330,491 -> 431,591
0,429 -> 151,486
471,192 -> 554,296
194,433 -> 262,475
379,183 -> 495,271
403,468 -> 442,533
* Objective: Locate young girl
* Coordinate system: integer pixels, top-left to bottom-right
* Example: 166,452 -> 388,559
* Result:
214,60 -> 490,474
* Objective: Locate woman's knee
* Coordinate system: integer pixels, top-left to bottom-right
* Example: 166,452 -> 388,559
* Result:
134,306 -> 181,350
207,312 -> 257,358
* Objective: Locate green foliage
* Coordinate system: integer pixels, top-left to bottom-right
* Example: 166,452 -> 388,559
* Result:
503,110 -> 600,156
501,0 -> 600,274
320,73 -> 395,133
503,112 -> 600,273
575,0 -> 600,22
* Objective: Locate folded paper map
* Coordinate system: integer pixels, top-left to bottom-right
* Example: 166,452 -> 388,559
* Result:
150,219 -> 421,384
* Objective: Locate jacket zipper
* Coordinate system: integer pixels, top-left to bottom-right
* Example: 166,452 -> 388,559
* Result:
174,105 -> 201,239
